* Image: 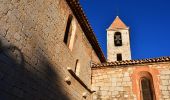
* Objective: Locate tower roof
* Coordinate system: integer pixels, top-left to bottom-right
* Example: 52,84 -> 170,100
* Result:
108,16 -> 128,29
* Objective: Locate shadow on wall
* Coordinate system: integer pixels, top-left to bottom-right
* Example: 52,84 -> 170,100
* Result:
0,45 -> 70,100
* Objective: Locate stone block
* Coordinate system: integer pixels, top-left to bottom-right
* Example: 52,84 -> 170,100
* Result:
160,86 -> 167,90
124,72 -> 129,77
160,75 -> 169,79
161,70 -> 170,75
126,82 -> 132,86
162,91 -> 169,95
101,91 -> 108,96
100,86 -> 109,91
117,78 -> 122,82
112,77 -> 117,82
116,82 -> 122,86
168,86 -> 170,90
110,87 -> 115,91
112,82 -> 117,86
104,82 -> 112,86
122,82 -> 127,86
115,86 -> 123,91
162,80 -> 169,85
112,91 -> 118,96
163,95 -> 169,99
103,75 -> 108,78
117,74 -> 123,78
123,77 -> 131,82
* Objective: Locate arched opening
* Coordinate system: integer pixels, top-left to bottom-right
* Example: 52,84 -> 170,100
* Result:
139,72 -> 156,100
114,32 -> 122,46
141,77 -> 154,100
132,67 -> 160,100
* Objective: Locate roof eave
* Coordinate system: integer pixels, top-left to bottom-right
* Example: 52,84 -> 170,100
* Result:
92,56 -> 170,68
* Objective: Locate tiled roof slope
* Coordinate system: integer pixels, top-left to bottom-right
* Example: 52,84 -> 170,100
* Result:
92,57 -> 170,68
108,16 -> 128,29
66,0 -> 106,62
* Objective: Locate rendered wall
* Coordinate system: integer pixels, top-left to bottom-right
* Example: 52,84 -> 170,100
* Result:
92,62 -> 170,100
0,0 -> 100,100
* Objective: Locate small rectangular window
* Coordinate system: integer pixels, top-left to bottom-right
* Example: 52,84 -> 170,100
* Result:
117,53 -> 122,61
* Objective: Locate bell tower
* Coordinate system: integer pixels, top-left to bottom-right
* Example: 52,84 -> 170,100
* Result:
107,16 -> 131,62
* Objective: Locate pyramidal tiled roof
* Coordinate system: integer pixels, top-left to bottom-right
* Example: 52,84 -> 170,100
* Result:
92,57 -> 170,68
108,16 -> 128,29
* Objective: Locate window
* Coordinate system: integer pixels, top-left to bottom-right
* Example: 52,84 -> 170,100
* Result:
141,77 -> 153,100
132,70 -> 158,100
68,18 -> 76,51
64,14 -> 76,51
117,53 -> 122,61
64,14 -> 73,46
139,72 -> 156,100
75,59 -> 80,76
114,32 -> 122,46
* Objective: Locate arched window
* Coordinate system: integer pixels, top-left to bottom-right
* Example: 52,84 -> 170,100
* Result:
141,77 -> 154,100
64,14 -> 73,46
132,69 -> 159,100
139,72 -> 156,100
114,32 -> 122,46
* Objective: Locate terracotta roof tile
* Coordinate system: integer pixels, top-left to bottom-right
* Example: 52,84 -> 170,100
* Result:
92,57 -> 170,68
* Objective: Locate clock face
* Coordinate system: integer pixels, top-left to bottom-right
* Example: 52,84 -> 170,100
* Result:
114,32 -> 122,46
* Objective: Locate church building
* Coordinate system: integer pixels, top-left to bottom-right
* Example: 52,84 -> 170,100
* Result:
0,0 -> 170,100
92,16 -> 170,100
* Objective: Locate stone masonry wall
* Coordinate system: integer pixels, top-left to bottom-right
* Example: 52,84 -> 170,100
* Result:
159,63 -> 170,100
0,0 -> 100,100
92,62 -> 170,100
92,67 -> 135,100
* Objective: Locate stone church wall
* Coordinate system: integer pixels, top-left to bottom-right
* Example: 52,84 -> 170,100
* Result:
92,62 -> 170,100
0,0 -> 100,100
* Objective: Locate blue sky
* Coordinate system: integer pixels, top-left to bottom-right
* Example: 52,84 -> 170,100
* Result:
80,0 -> 170,60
